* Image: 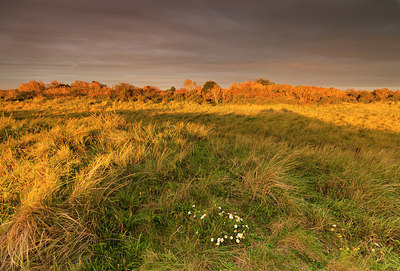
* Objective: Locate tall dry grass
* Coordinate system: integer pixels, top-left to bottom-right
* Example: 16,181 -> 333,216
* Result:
1,97 -> 399,270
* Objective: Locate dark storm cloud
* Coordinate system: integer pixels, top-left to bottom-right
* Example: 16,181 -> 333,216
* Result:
0,0 -> 399,89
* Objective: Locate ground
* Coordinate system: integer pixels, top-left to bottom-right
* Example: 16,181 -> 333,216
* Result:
1,98 -> 399,270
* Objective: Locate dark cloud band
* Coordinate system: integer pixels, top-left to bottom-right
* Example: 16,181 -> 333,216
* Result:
0,0 -> 399,90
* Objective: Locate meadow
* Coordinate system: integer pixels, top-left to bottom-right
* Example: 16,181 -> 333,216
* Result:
1,97 -> 400,270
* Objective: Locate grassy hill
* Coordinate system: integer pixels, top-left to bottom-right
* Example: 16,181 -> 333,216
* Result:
1,98 -> 400,270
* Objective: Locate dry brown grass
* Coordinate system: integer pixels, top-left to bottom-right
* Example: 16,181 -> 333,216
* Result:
1,98 -> 399,270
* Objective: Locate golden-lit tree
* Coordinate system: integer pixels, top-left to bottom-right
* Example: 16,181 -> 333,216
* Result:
71,80 -> 89,90
372,88 -> 394,101
210,85 -> 223,104
49,80 -> 62,88
71,80 -> 90,96
394,90 -> 400,101
183,79 -> 200,93
18,80 -> 45,93
256,78 -> 274,86
113,83 -> 137,99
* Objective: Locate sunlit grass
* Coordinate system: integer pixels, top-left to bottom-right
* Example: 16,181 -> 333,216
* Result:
1,97 -> 399,270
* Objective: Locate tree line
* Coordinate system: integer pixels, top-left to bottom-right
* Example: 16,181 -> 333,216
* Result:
1,79 -> 399,104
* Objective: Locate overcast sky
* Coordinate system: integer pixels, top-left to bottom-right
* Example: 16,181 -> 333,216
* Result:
0,0 -> 399,90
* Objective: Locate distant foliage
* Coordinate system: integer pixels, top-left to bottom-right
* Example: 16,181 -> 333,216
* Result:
202,81 -> 219,93
256,78 -> 274,86
1,79 -> 399,104
18,80 -> 45,93
13,80 -> 46,99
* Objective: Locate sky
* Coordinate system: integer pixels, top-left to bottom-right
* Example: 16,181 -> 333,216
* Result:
0,0 -> 399,90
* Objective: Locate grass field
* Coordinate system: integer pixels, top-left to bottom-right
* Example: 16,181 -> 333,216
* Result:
1,98 -> 400,270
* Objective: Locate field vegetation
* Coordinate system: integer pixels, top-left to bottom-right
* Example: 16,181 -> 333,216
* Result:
0,89 -> 400,270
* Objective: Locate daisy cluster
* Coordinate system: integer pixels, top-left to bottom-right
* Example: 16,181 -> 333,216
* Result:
187,204 -> 249,246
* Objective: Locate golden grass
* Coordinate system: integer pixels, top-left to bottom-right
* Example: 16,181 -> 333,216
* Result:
0,97 -> 399,270
2,98 -> 399,132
